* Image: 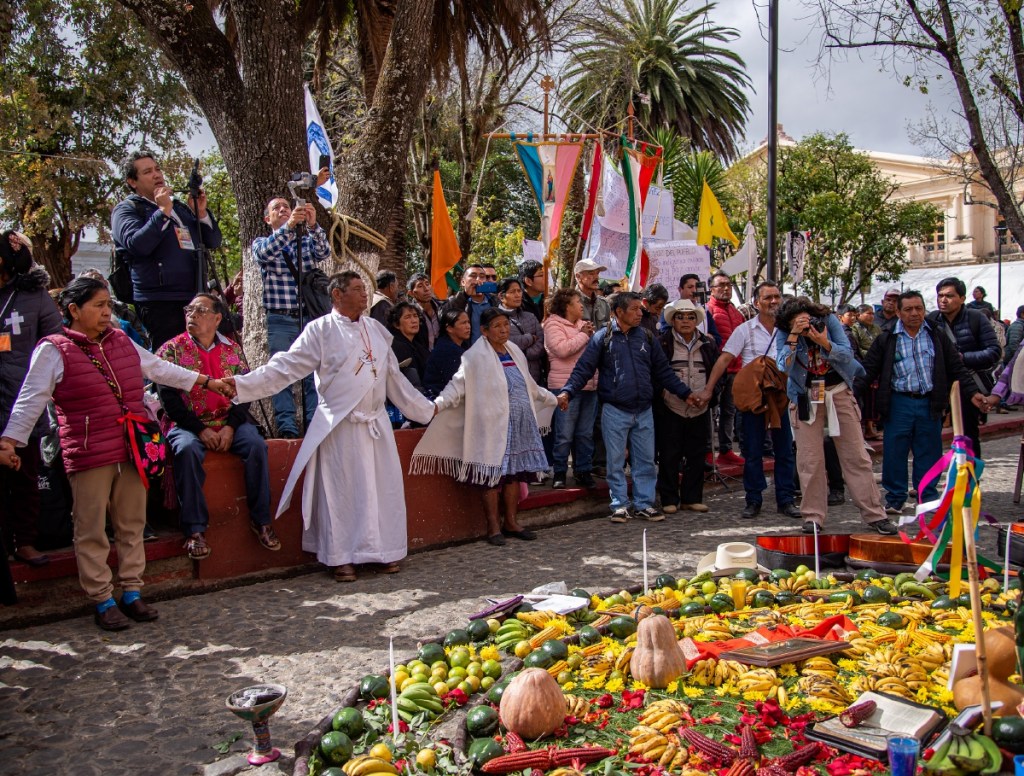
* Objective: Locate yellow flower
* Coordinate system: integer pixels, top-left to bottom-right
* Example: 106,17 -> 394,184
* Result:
583,676 -> 607,691
562,681 -> 576,692
742,690 -> 769,702
478,646 -> 500,662
666,680 -> 679,693
605,676 -> 624,693
631,680 -> 650,691
682,686 -> 704,699
778,664 -> 797,678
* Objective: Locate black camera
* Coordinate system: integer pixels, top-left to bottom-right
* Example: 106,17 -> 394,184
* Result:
808,316 -> 827,333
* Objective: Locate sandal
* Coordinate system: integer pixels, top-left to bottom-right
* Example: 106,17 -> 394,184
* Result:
334,564 -> 356,582
382,562 -> 401,574
184,532 -> 211,560
250,523 -> 281,551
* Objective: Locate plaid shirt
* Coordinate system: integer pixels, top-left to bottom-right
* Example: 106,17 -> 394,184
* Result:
252,225 -> 331,309
892,320 -> 935,394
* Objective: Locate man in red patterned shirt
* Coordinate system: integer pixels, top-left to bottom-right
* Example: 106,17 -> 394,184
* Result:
705,272 -> 746,465
156,293 -> 280,560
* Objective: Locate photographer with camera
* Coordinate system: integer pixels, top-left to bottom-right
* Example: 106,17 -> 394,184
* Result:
251,170 -> 330,439
111,151 -> 222,351
775,297 -> 894,535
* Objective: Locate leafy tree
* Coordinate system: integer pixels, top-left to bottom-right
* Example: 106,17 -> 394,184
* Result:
776,133 -> 940,305
559,0 -> 751,160
809,0 -> 1024,253
0,0 -> 192,286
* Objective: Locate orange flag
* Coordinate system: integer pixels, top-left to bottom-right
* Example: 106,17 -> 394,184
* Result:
430,170 -> 461,299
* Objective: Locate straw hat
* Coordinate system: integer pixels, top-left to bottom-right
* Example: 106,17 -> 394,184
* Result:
695,542 -> 769,574
662,298 -> 705,328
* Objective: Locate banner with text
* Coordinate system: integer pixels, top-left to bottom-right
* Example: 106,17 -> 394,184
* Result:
642,240 -> 711,288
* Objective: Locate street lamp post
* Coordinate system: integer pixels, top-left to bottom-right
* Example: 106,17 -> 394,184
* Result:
995,224 -> 1007,316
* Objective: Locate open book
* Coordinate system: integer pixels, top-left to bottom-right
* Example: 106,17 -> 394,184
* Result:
805,691 -> 947,761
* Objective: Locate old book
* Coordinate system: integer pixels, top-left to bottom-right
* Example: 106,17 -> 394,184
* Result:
805,691 -> 947,761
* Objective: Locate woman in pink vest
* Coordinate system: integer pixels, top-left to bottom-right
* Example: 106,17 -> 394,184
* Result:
0,277 -> 230,631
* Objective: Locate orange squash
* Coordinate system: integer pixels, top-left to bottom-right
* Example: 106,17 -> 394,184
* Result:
629,614 -> 687,689
499,668 -> 567,739
953,674 -> 1024,715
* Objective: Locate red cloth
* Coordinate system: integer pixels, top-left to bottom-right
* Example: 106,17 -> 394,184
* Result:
678,614 -> 859,668
196,344 -> 231,417
707,296 -> 746,373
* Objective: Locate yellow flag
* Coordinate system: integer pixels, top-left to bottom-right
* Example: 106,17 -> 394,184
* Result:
696,181 -> 739,247
430,170 -> 462,299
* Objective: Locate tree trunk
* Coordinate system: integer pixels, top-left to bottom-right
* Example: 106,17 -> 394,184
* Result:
30,231 -> 74,288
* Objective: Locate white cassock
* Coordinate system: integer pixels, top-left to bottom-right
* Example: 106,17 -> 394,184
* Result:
232,310 -> 435,566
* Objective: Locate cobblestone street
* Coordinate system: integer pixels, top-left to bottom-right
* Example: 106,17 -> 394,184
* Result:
1,432 -> 1022,776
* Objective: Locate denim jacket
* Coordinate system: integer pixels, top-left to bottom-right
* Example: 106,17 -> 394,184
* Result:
775,313 -> 865,403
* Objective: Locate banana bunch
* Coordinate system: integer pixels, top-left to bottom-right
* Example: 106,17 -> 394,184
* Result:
343,756 -> 399,776
925,725 -> 1002,775
689,659 -> 718,686
550,769 -> 585,776
798,674 -> 851,704
696,619 -> 734,642
715,659 -> 746,686
636,591 -> 681,611
799,656 -> 838,678
915,642 -> 953,670
844,637 -> 876,657
860,654 -> 930,690
775,576 -> 810,594
516,609 -> 560,628
681,617 -> 709,638
563,694 -> 591,717
736,668 -> 781,694
638,700 -> 690,732
932,609 -> 970,630
900,601 -> 934,621
495,618 -> 534,651
850,674 -> 915,700
395,682 -> 444,721
615,646 -> 634,674
628,726 -> 689,770
567,606 -> 597,625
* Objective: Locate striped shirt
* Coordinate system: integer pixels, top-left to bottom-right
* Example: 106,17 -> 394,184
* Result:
892,320 -> 935,394
251,225 -> 331,309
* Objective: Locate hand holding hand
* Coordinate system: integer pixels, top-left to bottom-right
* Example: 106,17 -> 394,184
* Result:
199,428 -> 220,450
557,393 -> 570,412
686,394 -> 705,409
188,188 -> 208,219
207,377 -> 235,399
0,439 -> 20,471
972,393 -> 992,411
154,185 -> 174,216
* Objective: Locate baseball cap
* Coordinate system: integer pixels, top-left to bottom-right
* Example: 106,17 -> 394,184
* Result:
884,287 -> 901,297
574,259 -> 608,275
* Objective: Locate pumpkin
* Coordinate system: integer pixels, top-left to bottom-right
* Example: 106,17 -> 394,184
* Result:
982,626 -> 1017,681
953,674 -> 1024,715
499,668 -> 567,739
629,614 -> 687,689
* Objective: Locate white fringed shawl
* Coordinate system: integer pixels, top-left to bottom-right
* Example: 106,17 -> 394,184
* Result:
409,337 -> 556,486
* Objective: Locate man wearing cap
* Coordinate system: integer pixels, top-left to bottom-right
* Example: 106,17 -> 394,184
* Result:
874,287 -> 901,330
574,259 -> 611,329
655,299 -> 720,514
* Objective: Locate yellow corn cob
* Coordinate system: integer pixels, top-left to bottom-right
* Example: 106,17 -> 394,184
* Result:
529,625 -> 563,649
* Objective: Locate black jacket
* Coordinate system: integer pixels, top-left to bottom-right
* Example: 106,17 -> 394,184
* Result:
857,323 -> 980,420
0,265 -> 63,436
926,307 -> 1001,389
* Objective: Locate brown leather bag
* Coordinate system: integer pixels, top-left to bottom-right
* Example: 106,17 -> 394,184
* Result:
732,354 -> 789,429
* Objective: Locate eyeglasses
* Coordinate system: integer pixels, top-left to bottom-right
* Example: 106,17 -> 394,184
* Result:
184,305 -> 216,316
675,313 -> 698,321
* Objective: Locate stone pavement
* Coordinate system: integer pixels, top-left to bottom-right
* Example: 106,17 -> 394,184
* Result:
1,432 -> 1022,776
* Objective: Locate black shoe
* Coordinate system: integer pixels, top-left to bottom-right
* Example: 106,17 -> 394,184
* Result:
143,523 -> 158,542
778,503 -> 803,519
280,430 -> 299,440
487,534 -> 506,546
502,528 -> 537,541
801,521 -> 820,534
552,477 -> 567,489
827,490 -> 845,506
574,472 -> 596,488
867,519 -> 899,535
741,503 -> 761,519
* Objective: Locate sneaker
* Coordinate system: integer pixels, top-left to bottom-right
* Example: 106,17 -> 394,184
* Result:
867,519 -> 899,535
610,507 -> 632,523
662,504 -> 678,514
717,451 -> 745,466
574,472 -> 596,488
637,507 -> 665,522
552,477 -> 567,490
885,504 -> 904,516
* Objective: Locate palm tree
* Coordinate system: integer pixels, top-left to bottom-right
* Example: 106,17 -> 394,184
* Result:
559,0 -> 750,161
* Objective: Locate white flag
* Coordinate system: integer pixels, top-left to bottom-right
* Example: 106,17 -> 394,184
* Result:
303,85 -> 338,209
719,222 -> 757,275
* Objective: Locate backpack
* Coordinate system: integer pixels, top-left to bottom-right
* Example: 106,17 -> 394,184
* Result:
108,199 -> 147,304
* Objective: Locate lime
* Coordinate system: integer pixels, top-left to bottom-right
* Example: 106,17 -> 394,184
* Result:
794,564 -> 810,576
566,654 -> 583,670
466,662 -> 483,678
320,731 -> 353,765
487,618 -> 502,633
449,666 -> 468,680
331,707 -> 364,738
458,679 -> 474,694
433,681 -> 449,696
481,659 -> 502,679
449,649 -> 471,669
513,640 -> 533,658
480,676 -> 495,690
701,580 -> 718,596
556,670 -> 572,685
359,674 -> 390,700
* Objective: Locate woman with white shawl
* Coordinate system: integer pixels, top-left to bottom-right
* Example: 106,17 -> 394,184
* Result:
411,307 -> 556,545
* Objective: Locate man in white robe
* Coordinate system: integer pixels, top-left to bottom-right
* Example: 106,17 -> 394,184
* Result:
223,271 -> 436,582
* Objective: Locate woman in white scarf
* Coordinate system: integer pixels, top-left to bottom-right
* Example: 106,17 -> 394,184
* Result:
411,308 -> 556,545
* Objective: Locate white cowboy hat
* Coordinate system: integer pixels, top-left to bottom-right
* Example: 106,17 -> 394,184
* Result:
695,542 -> 769,574
662,298 -> 705,328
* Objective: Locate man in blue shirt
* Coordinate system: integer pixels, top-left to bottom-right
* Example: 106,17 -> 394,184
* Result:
440,265 -> 495,344
858,291 -> 987,514
252,195 -> 331,438
111,151 -> 222,351
558,292 -> 702,523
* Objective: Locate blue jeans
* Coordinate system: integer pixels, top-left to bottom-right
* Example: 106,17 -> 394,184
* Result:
602,404 -> 657,511
881,392 -> 942,508
552,388 -> 598,476
740,410 -> 797,507
167,423 -> 272,535
267,313 -> 317,435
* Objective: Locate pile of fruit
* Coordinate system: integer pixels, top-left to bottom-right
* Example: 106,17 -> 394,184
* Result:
303,567 -> 1024,776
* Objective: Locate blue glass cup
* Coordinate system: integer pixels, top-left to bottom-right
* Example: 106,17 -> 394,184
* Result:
888,736 -> 919,776
1014,753 -> 1024,776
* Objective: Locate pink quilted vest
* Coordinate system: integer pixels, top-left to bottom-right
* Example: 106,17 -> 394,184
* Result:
45,327 -> 146,473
